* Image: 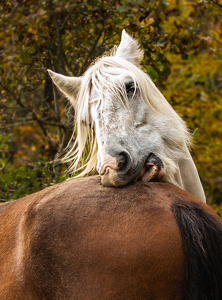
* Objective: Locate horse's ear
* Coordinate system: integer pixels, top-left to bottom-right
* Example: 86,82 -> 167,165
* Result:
48,70 -> 82,106
115,30 -> 144,66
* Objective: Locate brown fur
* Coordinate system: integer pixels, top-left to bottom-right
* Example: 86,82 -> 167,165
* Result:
0,176 -> 220,299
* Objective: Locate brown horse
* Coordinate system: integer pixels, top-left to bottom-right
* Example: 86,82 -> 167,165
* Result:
0,176 -> 222,300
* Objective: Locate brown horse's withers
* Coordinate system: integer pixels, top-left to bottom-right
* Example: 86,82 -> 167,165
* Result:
0,176 -> 222,300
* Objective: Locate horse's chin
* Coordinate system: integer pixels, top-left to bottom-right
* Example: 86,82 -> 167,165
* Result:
100,170 -> 127,187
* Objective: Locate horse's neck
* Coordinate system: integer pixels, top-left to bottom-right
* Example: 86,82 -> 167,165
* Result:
174,148 -> 206,203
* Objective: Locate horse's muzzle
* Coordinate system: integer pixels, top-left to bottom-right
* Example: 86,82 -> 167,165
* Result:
100,153 -> 166,187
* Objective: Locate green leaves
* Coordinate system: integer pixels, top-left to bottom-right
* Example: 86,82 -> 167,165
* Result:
0,0 -> 222,210
0,151 -> 59,201
145,66 -> 158,80
87,0 -> 99,7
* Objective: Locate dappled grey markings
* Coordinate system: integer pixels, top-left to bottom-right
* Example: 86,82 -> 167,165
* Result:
48,30 -> 206,203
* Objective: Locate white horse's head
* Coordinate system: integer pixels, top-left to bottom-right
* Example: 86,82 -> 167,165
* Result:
48,30 -> 206,202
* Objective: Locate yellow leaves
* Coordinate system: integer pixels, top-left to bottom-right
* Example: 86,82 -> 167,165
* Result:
27,27 -> 35,34
31,145 -> 36,152
163,34 -> 222,205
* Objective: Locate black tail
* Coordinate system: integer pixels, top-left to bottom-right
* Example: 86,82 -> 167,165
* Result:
172,199 -> 222,300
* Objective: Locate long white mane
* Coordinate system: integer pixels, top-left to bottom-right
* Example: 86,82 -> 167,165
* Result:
55,54 -> 191,183
49,30 -> 206,202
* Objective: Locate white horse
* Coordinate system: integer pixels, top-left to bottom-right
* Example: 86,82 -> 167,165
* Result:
48,30 -> 206,203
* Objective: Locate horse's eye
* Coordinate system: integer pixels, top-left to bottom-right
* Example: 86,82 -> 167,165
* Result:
126,83 -> 136,95
128,87 -> 135,93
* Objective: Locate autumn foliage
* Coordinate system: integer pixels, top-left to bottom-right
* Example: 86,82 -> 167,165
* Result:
0,0 -> 221,212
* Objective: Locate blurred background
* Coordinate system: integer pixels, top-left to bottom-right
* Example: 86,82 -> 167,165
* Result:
0,0 -> 221,213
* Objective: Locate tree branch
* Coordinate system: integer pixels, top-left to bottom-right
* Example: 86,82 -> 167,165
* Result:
52,83 -> 63,146
0,82 -> 68,137
0,121 -> 36,129
210,34 -> 222,45
209,0 -> 222,9
52,10 -> 70,74
0,119 -> 68,130
79,25 -> 105,76
59,7 -> 76,32
40,119 -> 67,130
0,82 -> 22,105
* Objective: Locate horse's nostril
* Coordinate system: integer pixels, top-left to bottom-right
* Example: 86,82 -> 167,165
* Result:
117,152 -> 129,170
118,159 -> 125,169
100,170 -> 106,176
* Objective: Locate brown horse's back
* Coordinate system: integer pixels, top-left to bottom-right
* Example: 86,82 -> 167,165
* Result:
0,176 -> 218,300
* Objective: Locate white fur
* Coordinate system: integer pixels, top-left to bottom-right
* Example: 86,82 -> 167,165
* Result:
48,30 -> 206,202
